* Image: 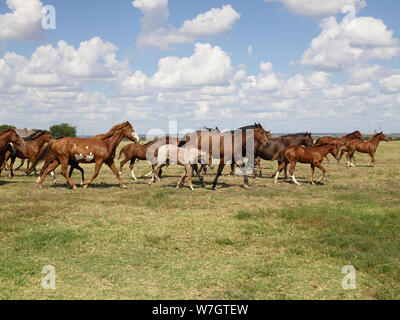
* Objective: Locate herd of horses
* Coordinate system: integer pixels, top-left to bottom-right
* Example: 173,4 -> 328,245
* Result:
0,122 -> 389,191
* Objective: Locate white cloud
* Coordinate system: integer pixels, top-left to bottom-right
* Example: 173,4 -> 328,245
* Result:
0,0 -> 45,41
300,16 -> 400,71
379,74 -> 400,93
264,0 -> 366,17
122,43 -> 233,92
134,3 -> 240,50
132,0 -> 169,32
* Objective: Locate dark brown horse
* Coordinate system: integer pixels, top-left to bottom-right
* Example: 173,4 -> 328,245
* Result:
343,132 -> 388,167
272,143 -> 346,185
0,129 -> 25,174
0,130 -> 52,177
36,122 -> 139,189
230,132 -> 314,178
118,136 -> 180,180
181,123 -> 270,190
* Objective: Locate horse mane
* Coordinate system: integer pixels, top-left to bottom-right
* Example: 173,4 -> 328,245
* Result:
24,130 -> 50,141
93,122 -> 131,140
0,129 -> 15,136
344,130 -> 360,137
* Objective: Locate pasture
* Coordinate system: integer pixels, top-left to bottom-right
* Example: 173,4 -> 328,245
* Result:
0,140 -> 399,299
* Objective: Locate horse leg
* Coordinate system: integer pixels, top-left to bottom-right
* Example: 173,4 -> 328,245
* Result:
274,161 -> 286,184
106,160 -> 127,189
15,159 -> 24,171
70,162 -> 85,186
316,163 -> 326,184
188,164 -> 194,191
59,159 -> 77,190
192,164 -> 206,188
176,169 -> 187,189
211,164 -> 225,190
310,164 -> 315,185
230,162 -> 235,176
337,149 -> 346,164
129,158 -> 137,181
119,156 -> 130,176
149,164 -> 162,184
369,151 -> 375,166
289,162 -> 300,186
8,155 -> 16,178
37,160 -> 60,189
83,160 -> 103,189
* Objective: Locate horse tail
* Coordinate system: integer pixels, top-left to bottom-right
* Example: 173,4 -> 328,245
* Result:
33,144 -> 50,165
271,150 -> 285,161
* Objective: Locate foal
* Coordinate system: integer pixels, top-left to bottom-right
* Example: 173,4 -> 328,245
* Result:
344,132 -> 388,167
272,143 -> 345,186
149,145 -> 212,191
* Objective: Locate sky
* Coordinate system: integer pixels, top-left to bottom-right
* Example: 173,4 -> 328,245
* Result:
0,0 -> 400,135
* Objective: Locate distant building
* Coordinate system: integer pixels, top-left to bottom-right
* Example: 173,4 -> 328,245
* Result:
16,128 -> 35,138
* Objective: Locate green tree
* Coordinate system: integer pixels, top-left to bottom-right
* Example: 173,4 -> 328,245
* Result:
0,124 -> 16,132
50,123 -> 77,137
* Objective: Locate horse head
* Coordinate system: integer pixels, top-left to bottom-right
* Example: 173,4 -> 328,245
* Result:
123,121 -> 140,143
253,123 -> 270,144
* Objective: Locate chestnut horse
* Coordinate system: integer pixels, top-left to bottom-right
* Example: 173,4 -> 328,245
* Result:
118,136 -> 180,181
0,130 -> 52,177
0,129 -> 25,173
272,143 -> 345,185
343,132 -> 388,167
36,122 -> 139,189
27,136 -> 86,185
315,130 -> 363,162
181,123 -> 270,190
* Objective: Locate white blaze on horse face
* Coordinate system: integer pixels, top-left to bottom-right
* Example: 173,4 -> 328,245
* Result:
132,131 -> 140,142
73,144 -> 77,149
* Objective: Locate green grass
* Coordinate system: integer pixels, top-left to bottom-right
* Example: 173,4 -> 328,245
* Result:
0,141 -> 399,299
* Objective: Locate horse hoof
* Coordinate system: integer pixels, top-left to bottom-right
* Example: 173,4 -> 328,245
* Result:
37,184 -> 43,189
243,185 -> 249,190
190,187 -> 194,191
83,185 -> 88,189
121,184 -> 128,189
211,186 -> 216,191
72,186 -> 78,190
201,184 -> 206,188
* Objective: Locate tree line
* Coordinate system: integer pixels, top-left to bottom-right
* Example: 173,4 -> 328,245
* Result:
0,123 -> 77,137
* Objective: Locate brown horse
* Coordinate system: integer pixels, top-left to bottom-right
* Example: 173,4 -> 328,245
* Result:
181,123 -> 270,190
27,136 -> 86,185
272,143 -> 346,185
36,122 -> 139,189
118,136 -> 180,181
315,130 -> 363,162
315,130 -> 363,145
0,130 -> 52,177
343,132 -> 388,167
0,129 -> 25,173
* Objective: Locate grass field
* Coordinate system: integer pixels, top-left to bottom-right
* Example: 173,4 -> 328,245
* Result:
0,140 -> 399,300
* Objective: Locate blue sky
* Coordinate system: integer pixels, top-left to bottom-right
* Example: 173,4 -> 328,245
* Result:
1,0 -> 400,135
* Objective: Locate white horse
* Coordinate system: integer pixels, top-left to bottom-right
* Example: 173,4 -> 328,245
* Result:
149,145 -> 213,191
